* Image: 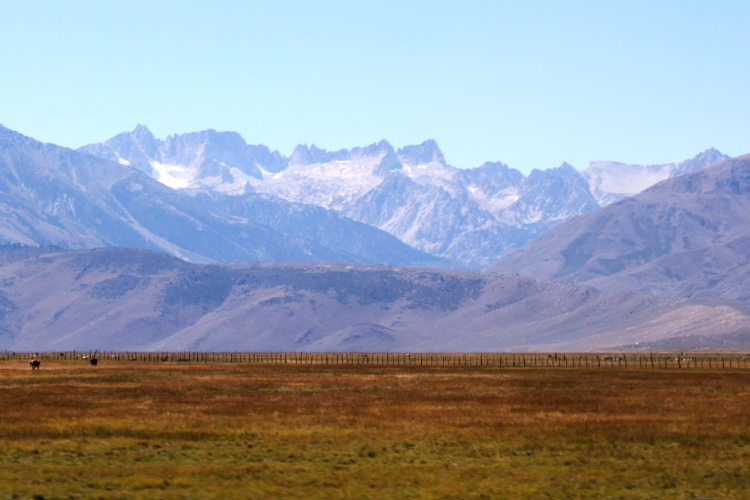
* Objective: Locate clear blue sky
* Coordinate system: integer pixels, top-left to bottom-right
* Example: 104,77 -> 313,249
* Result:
2,0 -> 749,173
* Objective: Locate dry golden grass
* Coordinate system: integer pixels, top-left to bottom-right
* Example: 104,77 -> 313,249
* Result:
1,361 -> 749,499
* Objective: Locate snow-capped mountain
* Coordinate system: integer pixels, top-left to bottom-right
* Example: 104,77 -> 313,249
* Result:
81,126 -> 728,269
582,148 -> 728,205
80,125 -> 287,194
0,124 -> 447,268
489,153 -> 750,303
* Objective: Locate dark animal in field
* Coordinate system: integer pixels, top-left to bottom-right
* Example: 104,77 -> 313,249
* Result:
161,356 -> 169,362
129,357 -> 137,361
29,360 -> 41,370
90,358 -> 98,366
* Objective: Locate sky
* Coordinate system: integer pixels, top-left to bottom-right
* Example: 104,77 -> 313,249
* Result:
1,0 -> 749,173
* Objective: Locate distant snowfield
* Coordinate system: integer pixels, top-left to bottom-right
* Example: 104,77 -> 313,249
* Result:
253,156 -> 387,211
149,161 -> 193,189
583,161 -> 676,205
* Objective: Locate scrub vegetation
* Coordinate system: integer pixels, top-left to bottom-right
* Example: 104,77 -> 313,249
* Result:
1,361 -> 749,499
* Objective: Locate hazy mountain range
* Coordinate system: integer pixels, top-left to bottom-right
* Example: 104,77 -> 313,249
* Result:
80,126 -> 727,268
1,122 -> 748,351
490,154 -> 750,304
1,245 -> 747,352
0,124 -> 445,268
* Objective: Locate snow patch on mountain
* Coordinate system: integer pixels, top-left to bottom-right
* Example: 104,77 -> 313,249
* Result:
583,161 -> 678,205
401,161 -> 464,199
582,150 -> 729,206
473,188 -> 521,213
149,161 -> 193,189
253,151 -> 391,211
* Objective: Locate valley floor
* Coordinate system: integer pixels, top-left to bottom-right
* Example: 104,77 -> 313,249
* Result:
1,362 -> 749,499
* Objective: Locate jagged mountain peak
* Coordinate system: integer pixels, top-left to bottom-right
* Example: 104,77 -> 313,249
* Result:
288,143 -> 337,165
528,162 -> 580,181
673,148 -> 729,176
687,147 -> 725,161
397,139 -> 446,167
489,154 -> 750,302
0,124 -> 448,268
287,140 -> 399,168
131,123 -> 154,138
376,147 -> 403,171
698,147 -> 723,158
558,161 -> 576,171
162,128 -> 248,150
351,139 -> 395,158
127,124 -> 159,158
288,144 -> 312,165
459,161 -> 524,199
80,126 -> 731,269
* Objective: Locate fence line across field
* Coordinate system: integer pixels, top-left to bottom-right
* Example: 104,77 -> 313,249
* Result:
3,351 -> 750,369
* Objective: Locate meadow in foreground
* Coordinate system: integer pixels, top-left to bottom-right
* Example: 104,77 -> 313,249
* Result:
1,361 -> 749,499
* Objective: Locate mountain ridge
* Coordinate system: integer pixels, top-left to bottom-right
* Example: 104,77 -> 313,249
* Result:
488,154 -> 750,302
81,126 -> 727,268
1,245 -> 748,352
0,124 -> 448,268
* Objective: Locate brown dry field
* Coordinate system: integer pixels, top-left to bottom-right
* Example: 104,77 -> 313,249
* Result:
1,361 -> 750,499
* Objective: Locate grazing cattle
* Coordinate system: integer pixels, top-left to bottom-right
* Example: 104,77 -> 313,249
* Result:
161,356 -> 169,362
81,356 -> 89,360
129,357 -> 137,361
90,358 -> 98,366
29,360 -> 41,370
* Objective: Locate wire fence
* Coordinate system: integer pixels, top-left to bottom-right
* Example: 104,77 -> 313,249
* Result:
3,351 -> 750,369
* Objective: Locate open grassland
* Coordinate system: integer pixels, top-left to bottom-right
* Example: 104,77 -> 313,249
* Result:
1,361 -> 749,499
